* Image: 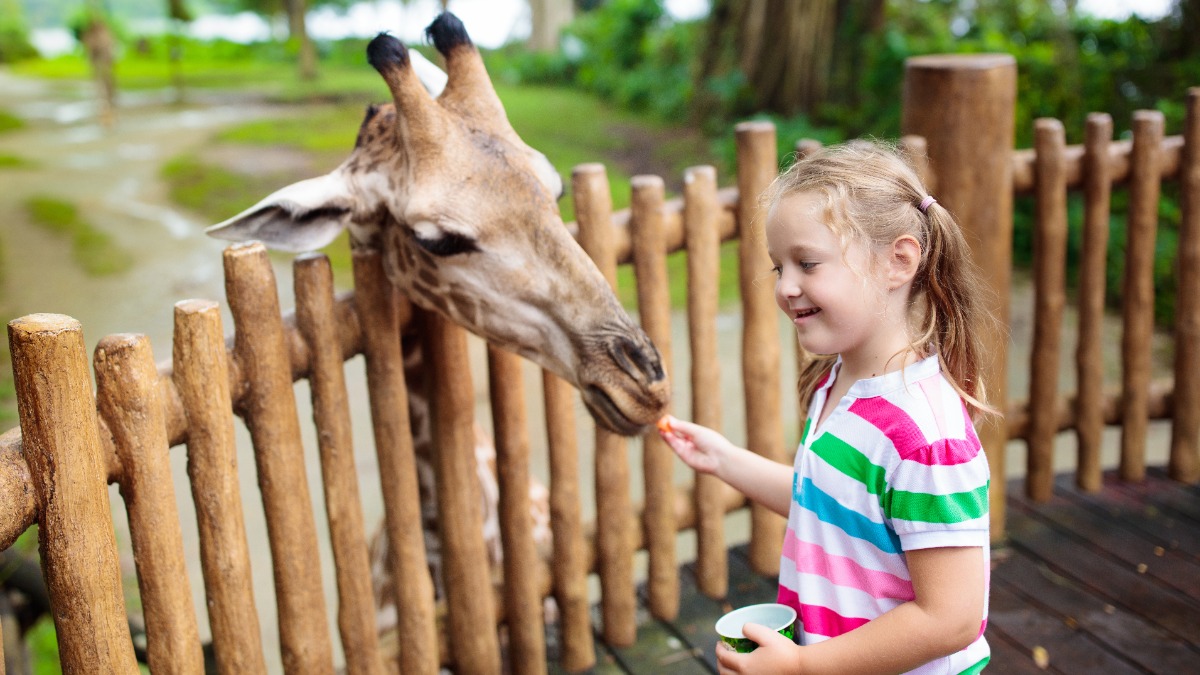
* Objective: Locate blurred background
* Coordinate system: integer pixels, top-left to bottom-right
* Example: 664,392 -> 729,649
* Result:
0,0 -> 1196,671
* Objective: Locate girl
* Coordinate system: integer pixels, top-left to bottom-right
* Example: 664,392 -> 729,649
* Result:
660,141 -> 995,674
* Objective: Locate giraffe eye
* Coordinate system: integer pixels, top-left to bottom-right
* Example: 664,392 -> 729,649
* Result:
413,231 -> 479,257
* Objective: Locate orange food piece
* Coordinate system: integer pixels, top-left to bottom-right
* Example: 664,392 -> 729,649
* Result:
656,415 -> 672,433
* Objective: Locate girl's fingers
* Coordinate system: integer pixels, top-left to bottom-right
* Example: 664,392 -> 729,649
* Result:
715,643 -> 742,673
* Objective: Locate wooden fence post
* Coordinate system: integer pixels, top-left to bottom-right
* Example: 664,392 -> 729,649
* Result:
735,121 -> 787,576
172,299 -> 268,674
1027,118 -> 1069,501
8,314 -> 139,674
94,333 -> 204,674
631,174 -> 679,620
683,164 -> 727,599
1077,113 -> 1114,492
542,367 -> 595,671
223,243 -> 334,673
1170,88 -> 1200,484
902,54 -> 1017,541
351,249 -> 440,675
294,254 -> 386,675
487,345 -> 547,673
423,309 -> 501,674
1121,110 -> 1165,482
573,163 -> 637,646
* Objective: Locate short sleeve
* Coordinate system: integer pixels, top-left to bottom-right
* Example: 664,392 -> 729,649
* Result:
883,435 -> 990,551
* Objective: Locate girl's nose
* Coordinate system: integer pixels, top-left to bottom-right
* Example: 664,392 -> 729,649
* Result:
776,267 -> 802,298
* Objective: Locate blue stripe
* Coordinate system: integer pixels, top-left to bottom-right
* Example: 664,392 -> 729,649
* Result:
795,477 -> 902,554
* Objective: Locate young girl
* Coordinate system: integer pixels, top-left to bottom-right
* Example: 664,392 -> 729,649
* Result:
660,141 -> 995,674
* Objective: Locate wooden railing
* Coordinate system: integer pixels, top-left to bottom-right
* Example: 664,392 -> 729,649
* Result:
1,55 -> 1198,674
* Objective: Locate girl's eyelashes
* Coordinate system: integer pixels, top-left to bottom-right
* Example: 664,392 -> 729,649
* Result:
770,261 -> 818,277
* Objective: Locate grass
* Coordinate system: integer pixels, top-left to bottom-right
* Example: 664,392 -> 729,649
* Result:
0,109 -> 23,134
24,196 -> 133,277
0,153 -> 33,168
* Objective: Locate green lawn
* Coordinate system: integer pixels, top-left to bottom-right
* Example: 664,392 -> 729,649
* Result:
25,196 -> 133,277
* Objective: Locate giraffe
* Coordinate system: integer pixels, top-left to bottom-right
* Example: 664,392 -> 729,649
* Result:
206,12 -> 670,634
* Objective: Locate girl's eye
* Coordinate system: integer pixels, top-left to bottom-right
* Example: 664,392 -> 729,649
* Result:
770,264 -> 782,277
799,261 -> 818,271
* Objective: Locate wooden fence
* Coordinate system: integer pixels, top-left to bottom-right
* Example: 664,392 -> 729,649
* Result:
0,55 -> 1197,674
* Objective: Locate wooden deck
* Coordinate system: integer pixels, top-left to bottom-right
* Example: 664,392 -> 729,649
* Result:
550,469 -> 1200,674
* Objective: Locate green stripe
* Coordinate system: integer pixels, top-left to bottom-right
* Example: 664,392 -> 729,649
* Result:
885,482 -> 989,523
957,654 -> 990,674
809,433 -> 887,497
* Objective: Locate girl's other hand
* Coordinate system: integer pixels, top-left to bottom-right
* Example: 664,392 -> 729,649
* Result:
656,415 -> 731,475
716,622 -> 801,674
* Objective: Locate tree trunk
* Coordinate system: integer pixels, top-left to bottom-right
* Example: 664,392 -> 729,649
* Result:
528,0 -> 575,52
283,0 -> 317,80
80,14 -> 117,127
700,0 -> 845,116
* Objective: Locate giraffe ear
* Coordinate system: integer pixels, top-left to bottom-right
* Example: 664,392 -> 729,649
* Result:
206,173 -> 354,253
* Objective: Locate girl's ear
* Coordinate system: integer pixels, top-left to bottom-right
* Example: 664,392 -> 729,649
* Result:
887,234 -> 922,289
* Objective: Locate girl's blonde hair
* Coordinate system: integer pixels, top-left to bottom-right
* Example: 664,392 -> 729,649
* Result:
763,139 -> 998,418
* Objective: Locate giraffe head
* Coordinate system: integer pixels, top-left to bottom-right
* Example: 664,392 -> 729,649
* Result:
207,13 -> 669,435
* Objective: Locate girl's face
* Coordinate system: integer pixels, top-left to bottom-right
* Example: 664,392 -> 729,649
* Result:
766,191 -> 905,366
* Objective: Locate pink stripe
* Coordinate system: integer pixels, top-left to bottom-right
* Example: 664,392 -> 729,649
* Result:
800,603 -> 870,637
783,530 -> 914,601
849,397 -> 980,466
777,586 -> 869,637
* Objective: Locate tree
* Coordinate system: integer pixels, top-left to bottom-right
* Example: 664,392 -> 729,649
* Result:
698,0 -> 885,117
528,0 -> 575,52
75,0 -> 117,127
213,0 -> 341,80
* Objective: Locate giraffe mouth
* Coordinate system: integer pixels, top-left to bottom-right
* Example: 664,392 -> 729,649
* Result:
583,385 -> 651,436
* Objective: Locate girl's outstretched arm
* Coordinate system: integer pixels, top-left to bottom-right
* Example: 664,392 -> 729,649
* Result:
658,416 -> 793,517
716,546 -> 986,675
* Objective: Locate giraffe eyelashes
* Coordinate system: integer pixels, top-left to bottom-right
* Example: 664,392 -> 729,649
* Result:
413,231 -> 480,257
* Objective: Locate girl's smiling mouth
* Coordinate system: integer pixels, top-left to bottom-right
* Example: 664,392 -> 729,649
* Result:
793,307 -> 821,321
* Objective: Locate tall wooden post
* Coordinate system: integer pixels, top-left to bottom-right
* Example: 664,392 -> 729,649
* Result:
902,54 -> 1016,542
8,314 -> 139,674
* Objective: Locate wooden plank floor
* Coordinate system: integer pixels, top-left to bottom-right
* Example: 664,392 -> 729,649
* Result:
549,469 -> 1200,674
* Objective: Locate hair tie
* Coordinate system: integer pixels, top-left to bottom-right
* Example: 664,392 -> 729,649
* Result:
918,195 -> 937,213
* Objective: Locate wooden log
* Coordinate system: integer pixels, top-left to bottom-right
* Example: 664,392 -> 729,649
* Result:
1011,135 -> 1185,195
682,164 -> 727,600
630,174 -> 679,621
172,299 -> 267,673
94,333 -> 204,674
423,309 -> 501,674
1120,111 -> 1165,483
487,345 -> 547,673
542,369 -> 594,671
7,314 -> 138,674
1076,113 -> 1114,492
1027,118 -> 1069,501
223,242 -> 334,673
735,121 -> 787,575
599,188 -> 742,262
902,53 -> 1017,542
351,249 -> 439,675
572,163 -> 636,646
294,254 -> 385,675
1170,88 -> 1200,484
899,135 -> 930,188
0,429 -> 36,551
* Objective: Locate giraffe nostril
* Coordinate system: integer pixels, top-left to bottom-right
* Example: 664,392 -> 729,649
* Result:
611,335 -> 665,384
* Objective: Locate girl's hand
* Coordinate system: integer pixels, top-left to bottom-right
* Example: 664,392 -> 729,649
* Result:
655,415 -> 732,475
716,622 -> 801,674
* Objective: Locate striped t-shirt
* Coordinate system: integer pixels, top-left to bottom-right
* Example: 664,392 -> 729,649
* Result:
778,355 -> 991,674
